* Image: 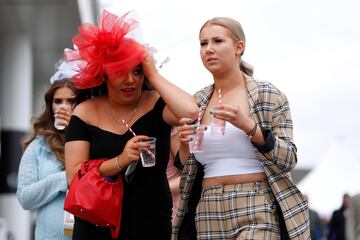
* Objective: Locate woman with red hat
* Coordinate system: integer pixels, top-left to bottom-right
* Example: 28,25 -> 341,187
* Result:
64,10 -> 198,240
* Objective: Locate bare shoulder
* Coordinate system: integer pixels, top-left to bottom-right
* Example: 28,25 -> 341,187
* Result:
72,96 -> 106,124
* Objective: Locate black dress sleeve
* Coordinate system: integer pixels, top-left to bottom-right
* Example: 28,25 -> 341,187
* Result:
153,97 -> 166,120
65,115 -> 91,142
173,151 -> 184,170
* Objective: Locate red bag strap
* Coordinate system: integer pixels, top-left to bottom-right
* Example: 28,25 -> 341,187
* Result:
110,224 -> 120,239
79,159 -> 106,177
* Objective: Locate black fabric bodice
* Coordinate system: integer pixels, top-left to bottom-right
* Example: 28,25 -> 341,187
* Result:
66,98 -> 172,239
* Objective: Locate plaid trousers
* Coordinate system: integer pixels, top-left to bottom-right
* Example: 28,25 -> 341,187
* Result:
195,180 -> 279,240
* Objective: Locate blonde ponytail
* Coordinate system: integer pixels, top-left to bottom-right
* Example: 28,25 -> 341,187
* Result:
240,60 -> 254,76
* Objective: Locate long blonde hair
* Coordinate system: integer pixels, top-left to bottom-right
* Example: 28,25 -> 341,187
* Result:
200,17 -> 254,76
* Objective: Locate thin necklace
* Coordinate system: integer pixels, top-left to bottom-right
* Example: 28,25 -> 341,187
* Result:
107,99 -> 139,127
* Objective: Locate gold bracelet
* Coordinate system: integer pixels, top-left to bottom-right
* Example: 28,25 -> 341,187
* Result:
115,155 -> 123,171
246,121 -> 258,139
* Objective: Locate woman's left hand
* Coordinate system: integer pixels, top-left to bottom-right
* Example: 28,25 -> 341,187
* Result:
177,118 -> 195,148
211,104 -> 255,133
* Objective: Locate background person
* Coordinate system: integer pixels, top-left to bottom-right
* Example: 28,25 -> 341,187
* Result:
16,78 -> 78,240
328,193 -> 351,240
304,194 -> 323,240
346,193 -> 360,240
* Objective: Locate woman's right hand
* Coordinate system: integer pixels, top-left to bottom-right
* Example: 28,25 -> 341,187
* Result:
54,104 -> 73,129
118,135 -> 151,168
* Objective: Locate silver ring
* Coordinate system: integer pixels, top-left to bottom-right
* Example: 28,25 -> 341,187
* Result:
226,111 -> 230,117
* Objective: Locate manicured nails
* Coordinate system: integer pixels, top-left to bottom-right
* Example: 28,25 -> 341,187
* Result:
209,109 -> 216,115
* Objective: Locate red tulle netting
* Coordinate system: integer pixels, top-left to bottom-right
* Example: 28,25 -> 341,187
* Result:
64,10 -> 146,89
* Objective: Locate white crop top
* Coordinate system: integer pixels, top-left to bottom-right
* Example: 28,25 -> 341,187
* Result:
194,123 -> 264,178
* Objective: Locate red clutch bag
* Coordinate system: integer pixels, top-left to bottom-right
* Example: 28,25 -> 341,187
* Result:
64,159 -> 123,239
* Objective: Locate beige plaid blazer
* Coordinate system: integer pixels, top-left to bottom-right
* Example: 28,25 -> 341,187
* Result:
172,77 -> 310,240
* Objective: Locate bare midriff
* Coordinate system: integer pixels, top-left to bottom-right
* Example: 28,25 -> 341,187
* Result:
202,172 -> 267,188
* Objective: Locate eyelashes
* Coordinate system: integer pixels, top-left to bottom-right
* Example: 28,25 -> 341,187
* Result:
200,38 -> 225,47
53,98 -> 75,105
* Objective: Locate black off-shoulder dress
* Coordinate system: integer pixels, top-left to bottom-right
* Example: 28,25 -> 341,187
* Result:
66,98 -> 172,240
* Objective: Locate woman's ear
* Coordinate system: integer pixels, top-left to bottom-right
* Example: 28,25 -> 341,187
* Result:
235,41 -> 245,55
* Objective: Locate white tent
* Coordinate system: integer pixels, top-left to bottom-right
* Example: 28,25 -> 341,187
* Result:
297,141 -> 360,218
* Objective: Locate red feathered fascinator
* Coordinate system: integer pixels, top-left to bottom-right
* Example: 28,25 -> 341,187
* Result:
64,10 -> 146,89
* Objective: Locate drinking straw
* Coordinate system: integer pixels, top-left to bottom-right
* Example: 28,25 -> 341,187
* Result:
196,107 -> 203,128
122,119 -> 155,158
193,107 -> 204,151
218,88 -> 222,104
122,119 -> 137,137
121,119 -> 138,178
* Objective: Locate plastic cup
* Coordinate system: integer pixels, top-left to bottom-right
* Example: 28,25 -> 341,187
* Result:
54,104 -> 72,130
54,118 -> 66,130
210,114 -> 226,136
140,137 -> 156,167
188,125 -> 206,153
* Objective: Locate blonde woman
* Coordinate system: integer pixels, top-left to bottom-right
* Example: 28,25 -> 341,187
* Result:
173,17 -> 310,240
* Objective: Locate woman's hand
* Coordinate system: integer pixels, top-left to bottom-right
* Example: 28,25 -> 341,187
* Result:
54,106 -> 72,128
176,118 -> 197,165
211,104 -> 255,134
118,135 -> 151,168
178,118 -> 196,147
141,49 -> 158,81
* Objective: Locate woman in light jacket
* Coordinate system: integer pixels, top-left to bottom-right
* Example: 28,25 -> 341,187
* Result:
17,79 -> 77,240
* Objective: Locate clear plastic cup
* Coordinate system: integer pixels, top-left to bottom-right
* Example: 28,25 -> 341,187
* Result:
54,118 -> 67,130
139,137 -> 156,167
54,104 -> 72,130
188,125 -> 206,153
210,114 -> 226,136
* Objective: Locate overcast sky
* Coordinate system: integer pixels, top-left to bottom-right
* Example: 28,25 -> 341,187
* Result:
98,0 -> 360,216
99,0 -> 360,171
